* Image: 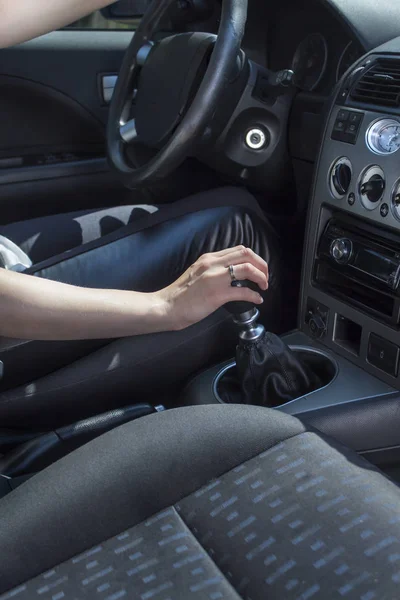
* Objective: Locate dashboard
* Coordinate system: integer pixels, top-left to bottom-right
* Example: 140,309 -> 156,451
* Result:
299,32 -> 400,390
267,0 -> 364,96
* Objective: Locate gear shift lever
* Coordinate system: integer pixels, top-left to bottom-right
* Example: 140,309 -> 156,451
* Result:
223,281 -> 322,407
225,280 -> 265,342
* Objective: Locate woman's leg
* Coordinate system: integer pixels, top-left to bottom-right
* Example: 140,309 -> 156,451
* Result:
0,205 -> 158,264
0,187 -> 282,429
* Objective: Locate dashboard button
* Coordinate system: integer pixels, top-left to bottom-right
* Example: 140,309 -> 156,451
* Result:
346,123 -> 358,134
334,120 -> 346,132
348,192 -> 355,205
349,112 -> 363,125
330,238 -> 353,263
380,203 -> 389,217
337,109 -> 350,121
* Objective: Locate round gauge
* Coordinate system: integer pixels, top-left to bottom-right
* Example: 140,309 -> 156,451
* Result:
291,33 -> 328,92
366,119 -> 400,155
336,41 -> 362,82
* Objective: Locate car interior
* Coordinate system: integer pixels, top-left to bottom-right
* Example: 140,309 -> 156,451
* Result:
1,0 -> 400,597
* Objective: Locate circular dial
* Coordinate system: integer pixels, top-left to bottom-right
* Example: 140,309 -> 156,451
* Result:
366,119 -> 400,155
330,238 -> 352,264
292,33 -> 328,92
391,179 -> 400,221
336,41 -> 362,82
330,157 -> 352,199
358,165 -> 385,210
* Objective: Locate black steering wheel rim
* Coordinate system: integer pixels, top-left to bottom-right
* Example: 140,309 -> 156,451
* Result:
107,0 -> 248,189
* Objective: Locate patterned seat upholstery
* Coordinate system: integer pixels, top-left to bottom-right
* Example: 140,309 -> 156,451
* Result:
0,405 -> 399,599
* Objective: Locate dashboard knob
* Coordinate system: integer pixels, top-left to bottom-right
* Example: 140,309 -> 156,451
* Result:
392,181 -> 400,222
330,157 -> 352,199
308,315 -> 326,339
360,174 -> 385,203
359,165 -> 385,210
332,162 -> 352,196
330,238 -> 352,264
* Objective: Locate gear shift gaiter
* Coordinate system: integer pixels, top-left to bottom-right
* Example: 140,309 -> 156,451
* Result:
236,330 -> 323,407
223,281 -> 323,407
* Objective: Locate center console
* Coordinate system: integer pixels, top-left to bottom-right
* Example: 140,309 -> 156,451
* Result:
294,38 -> 400,460
182,37 -> 400,466
302,45 -> 400,384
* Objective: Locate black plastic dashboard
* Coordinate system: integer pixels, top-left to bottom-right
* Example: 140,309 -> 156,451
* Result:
247,0 -> 400,166
267,0 -> 364,97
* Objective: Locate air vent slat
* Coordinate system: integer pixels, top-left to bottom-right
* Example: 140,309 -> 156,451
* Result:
356,84 -> 399,92
363,73 -> 400,79
361,81 -> 400,87
363,75 -> 400,81
374,66 -> 400,72
350,58 -> 400,108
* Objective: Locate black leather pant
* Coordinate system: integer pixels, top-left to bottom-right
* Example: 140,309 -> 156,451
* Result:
0,187 -> 281,429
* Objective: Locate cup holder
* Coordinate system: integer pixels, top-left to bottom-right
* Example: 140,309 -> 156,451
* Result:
214,345 -> 338,406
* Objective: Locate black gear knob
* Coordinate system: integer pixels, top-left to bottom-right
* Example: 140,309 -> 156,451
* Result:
224,280 -> 264,316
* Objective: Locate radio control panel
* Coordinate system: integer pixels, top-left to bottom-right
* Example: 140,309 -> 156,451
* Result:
317,220 -> 400,294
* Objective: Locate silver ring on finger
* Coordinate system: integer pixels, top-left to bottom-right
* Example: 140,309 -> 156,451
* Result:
228,264 -> 236,284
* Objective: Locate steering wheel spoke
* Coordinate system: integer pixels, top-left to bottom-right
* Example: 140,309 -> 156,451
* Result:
120,119 -> 139,144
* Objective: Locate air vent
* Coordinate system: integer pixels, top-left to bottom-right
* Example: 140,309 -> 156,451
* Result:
351,58 -> 400,107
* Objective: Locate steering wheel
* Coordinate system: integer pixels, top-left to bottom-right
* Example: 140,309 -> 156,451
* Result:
107,0 -> 248,188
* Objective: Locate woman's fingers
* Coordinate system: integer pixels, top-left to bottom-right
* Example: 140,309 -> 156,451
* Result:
228,284 -> 264,305
228,262 -> 268,290
202,246 -> 268,275
204,245 -> 247,259
219,247 -> 269,280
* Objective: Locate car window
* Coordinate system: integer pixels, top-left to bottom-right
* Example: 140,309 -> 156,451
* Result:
65,10 -> 139,31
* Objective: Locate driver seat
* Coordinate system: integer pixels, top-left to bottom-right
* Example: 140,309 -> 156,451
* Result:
0,404 -> 399,599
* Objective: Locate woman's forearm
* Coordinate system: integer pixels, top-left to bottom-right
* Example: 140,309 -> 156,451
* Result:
0,0 -> 116,48
0,269 -> 170,341
0,246 -> 269,341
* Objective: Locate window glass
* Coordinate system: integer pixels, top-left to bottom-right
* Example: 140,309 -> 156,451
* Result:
66,10 -> 139,30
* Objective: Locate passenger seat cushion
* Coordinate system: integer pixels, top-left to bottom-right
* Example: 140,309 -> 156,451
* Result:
0,405 -> 305,593
1,428 -> 400,599
177,431 -> 400,599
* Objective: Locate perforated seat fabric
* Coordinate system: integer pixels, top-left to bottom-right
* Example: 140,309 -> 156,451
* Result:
0,405 -> 399,599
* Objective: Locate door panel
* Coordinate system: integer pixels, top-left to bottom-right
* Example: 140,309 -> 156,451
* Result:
0,31 -> 139,223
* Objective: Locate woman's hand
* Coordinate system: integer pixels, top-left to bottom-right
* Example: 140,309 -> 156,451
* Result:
157,245 -> 269,330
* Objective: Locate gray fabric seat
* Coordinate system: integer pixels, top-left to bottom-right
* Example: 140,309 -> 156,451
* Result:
0,404 -> 399,599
